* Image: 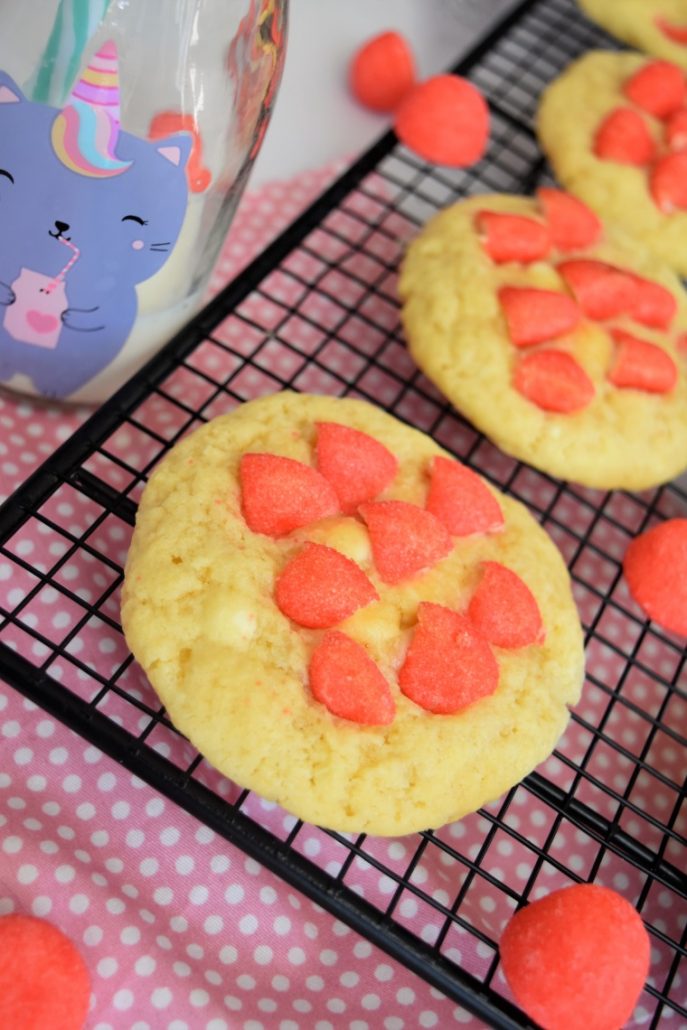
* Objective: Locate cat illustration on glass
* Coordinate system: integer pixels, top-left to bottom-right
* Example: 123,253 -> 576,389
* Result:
0,41 -> 190,399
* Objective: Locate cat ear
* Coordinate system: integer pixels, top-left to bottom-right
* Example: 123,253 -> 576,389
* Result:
156,132 -> 193,171
0,72 -> 25,105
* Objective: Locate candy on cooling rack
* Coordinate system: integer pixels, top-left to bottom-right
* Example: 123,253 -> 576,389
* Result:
0,914 -> 91,1030
500,883 -> 651,1030
349,30 -> 416,112
394,74 -> 490,167
623,518 -> 687,636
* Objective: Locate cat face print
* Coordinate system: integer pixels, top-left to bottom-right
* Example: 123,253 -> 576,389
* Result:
0,71 -> 192,296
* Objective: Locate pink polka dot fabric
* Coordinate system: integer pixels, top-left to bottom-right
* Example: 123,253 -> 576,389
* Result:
1,160 -> 685,1028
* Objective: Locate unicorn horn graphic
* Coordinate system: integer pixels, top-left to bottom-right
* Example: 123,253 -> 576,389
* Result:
51,40 -> 132,177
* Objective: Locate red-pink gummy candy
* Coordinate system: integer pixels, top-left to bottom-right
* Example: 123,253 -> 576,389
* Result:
467,562 -> 545,648
239,453 -> 339,537
315,421 -> 398,513
0,914 -> 91,1030
425,455 -> 504,536
359,500 -> 453,584
275,542 -> 378,628
309,630 -> 395,725
500,883 -> 650,1030
398,601 -> 499,714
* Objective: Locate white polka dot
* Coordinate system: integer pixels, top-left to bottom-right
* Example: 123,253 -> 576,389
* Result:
135,955 -> 156,976
55,864 -> 76,884
69,894 -> 90,914
97,770 -> 116,791
111,801 -> 130,820
126,829 -> 144,848
397,987 -> 416,1005
186,943 -> 204,960
150,988 -> 172,1009
340,971 -> 359,988
145,797 -> 165,817
288,947 -> 306,965
97,957 -> 118,978
173,961 -> 191,978
224,884 -> 243,905
189,884 -> 209,905
362,994 -> 381,1010
62,774 -> 81,793
219,946 -> 237,965
31,896 -> 52,916
259,885 -> 276,904
204,915 -> 223,935
17,864 -> 38,884
160,826 -> 180,846
154,886 -> 173,906
175,855 -> 194,875
27,775 -> 46,792
14,747 -> 34,765
113,990 -> 134,1011
254,944 -> 273,965
170,916 -> 188,933
239,914 -> 258,935
2,836 -> 22,854
84,925 -> 104,947
139,858 -> 159,877
210,855 -> 230,874
190,989 -> 209,1008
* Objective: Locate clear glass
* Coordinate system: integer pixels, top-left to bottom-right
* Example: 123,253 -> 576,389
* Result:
0,0 -> 287,403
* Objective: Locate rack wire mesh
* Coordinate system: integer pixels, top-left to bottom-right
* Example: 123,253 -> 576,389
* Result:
0,0 -> 685,1025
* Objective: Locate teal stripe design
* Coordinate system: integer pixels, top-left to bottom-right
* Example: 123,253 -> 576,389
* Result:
31,0 -> 111,106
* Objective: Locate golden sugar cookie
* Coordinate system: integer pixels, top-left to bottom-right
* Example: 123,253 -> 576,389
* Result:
399,191 -> 687,490
538,50 -> 687,274
121,392 -> 584,836
579,0 -> 687,69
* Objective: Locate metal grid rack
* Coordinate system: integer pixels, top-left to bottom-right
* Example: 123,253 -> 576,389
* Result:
0,0 -> 685,1025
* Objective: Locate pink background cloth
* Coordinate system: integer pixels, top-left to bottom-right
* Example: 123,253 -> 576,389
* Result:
0,167 -> 685,1028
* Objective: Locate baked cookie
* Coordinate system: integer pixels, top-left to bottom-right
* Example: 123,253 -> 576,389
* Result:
121,392 -> 584,836
399,191 -> 687,490
538,51 -> 687,274
579,0 -> 687,69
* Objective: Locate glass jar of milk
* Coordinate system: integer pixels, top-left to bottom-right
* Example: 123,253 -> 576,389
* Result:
0,0 -> 287,403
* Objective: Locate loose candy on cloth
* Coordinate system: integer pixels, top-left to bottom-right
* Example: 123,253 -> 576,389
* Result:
500,883 -> 651,1030
0,915 -> 91,1030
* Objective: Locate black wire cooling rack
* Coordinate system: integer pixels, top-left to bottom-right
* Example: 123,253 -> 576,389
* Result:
1,0 -> 686,1025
